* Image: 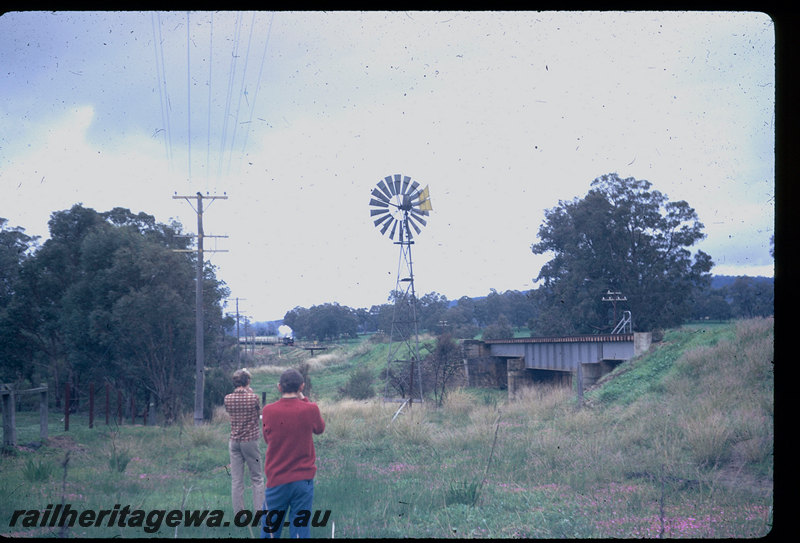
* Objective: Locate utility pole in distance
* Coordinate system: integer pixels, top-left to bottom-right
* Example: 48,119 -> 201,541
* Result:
173,191 -> 228,426
234,297 -> 247,366
602,290 -> 627,330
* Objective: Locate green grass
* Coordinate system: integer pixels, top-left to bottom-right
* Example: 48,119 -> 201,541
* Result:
1,318 -> 773,538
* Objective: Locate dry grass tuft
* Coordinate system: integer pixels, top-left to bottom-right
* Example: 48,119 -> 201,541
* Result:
389,404 -> 433,446
442,388 -> 475,417
212,405 -> 230,424
505,384 -> 571,422
318,398 -> 393,442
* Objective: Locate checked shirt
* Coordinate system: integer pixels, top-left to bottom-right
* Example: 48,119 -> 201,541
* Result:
224,386 -> 261,442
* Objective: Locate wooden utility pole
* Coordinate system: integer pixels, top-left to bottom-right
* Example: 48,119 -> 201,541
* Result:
602,290 -> 627,328
234,298 -> 247,366
173,192 -> 228,425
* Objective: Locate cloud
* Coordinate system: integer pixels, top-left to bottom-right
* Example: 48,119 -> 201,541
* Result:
0,11 -> 775,320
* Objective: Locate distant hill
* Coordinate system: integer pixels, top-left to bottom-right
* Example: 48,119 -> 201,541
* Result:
255,275 -> 772,322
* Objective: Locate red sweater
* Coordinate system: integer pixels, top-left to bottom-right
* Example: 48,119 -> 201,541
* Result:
261,397 -> 325,488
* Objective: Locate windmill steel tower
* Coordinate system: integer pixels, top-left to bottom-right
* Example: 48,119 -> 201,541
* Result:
369,174 -> 432,404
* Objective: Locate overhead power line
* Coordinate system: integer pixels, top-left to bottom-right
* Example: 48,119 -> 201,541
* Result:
186,10 -> 192,182
151,12 -> 276,186
218,12 -> 243,179
240,12 -> 275,168
227,11 -> 256,177
151,12 -> 174,170
206,12 -> 214,189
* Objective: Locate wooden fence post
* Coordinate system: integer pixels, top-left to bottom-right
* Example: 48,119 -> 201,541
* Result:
40,386 -> 48,440
117,390 -> 122,425
105,383 -> 110,425
89,383 -> 94,429
64,382 -> 70,431
1,387 -> 16,447
2,385 -> 50,446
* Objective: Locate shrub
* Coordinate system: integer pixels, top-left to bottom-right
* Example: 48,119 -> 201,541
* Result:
203,366 -> 232,420
22,457 -> 55,482
445,478 -> 481,506
680,408 -> 733,467
186,424 -> 221,448
368,331 -> 389,344
109,448 -> 132,473
339,366 -> 375,400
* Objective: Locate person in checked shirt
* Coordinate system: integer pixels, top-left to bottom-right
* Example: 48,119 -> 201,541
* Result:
224,369 -> 266,516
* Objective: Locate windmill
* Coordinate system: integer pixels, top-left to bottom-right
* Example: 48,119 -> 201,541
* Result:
369,174 -> 432,404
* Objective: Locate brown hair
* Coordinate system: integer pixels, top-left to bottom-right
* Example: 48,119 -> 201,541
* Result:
232,369 -> 251,388
279,368 -> 304,393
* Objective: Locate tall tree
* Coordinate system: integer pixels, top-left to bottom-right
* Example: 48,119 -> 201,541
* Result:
443,296 -> 480,339
726,276 -> 774,318
283,303 -> 358,341
482,313 -> 514,340
0,218 -> 38,382
10,204 -> 230,422
417,291 -> 450,332
530,173 -> 712,333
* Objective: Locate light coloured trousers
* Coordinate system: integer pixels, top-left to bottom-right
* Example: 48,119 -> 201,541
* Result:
229,439 -> 266,514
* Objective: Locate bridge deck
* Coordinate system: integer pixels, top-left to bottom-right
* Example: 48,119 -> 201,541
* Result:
485,334 -> 635,371
484,334 -> 633,344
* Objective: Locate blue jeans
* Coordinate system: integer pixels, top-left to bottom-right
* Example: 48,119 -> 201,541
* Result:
260,479 -> 314,538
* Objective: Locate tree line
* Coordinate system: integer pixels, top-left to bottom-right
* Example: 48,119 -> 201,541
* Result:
1,173 -> 774,420
280,275 -> 772,343
281,173 -> 773,341
0,205 -> 233,423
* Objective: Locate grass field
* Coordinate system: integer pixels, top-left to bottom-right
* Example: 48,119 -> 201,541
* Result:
1,318 -> 773,538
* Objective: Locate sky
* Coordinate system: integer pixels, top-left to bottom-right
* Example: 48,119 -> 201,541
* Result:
1,11 -> 775,322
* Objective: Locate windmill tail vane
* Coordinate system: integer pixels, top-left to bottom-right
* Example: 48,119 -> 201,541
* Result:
417,185 -> 432,211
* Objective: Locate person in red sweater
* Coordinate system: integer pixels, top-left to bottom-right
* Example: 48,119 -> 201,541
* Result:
260,368 -> 325,538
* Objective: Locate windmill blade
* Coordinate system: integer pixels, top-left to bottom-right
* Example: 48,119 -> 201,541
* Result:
373,213 -> 392,228
408,216 -> 422,236
384,176 -> 398,195
411,207 -> 429,219
407,180 -> 420,195
369,198 -> 389,208
371,188 -> 390,204
380,217 -> 394,235
401,176 -> 411,196
378,179 -> 394,200
371,208 -> 390,218
389,219 -> 398,240
409,209 -> 427,226
393,174 -> 402,196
